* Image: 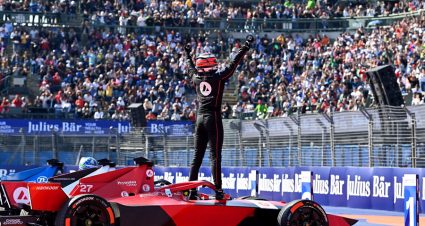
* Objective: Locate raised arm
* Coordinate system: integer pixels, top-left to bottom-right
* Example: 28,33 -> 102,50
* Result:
220,35 -> 255,81
184,44 -> 197,80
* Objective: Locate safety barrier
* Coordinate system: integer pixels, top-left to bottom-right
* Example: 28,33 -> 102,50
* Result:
0,164 -> 424,213
0,105 -> 424,167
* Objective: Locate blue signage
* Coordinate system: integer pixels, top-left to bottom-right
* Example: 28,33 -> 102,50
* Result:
0,119 -> 131,135
403,174 -> 419,226
3,165 -> 425,213
146,120 -> 193,136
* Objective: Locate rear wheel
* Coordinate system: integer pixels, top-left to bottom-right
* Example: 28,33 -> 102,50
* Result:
277,199 -> 328,226
55,195 -> 116,226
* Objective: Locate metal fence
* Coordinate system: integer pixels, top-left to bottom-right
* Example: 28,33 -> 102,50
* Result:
1,105 -> 424,168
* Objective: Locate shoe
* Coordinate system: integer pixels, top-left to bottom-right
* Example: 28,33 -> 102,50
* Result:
188,189 -> 198,200
215,189 -> 225,200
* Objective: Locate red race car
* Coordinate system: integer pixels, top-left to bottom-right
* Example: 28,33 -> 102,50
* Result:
0,159 -> 114,215
0,158 -> 357,226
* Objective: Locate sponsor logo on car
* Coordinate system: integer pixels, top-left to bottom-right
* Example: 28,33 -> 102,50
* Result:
117,181 -> 137,187
142,184 -> 150,192
12,187 -> 30,205
146,169 -> 154,178
2,218 -> 24,225
36,176 -> 49,183
35,185 -> 60,191
121,191 -> 129,197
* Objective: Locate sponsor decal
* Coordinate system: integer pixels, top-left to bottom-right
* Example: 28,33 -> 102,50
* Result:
13,187 -> 30,205
165,189 -> 172,197
142,184 -> 150,192
2,219 -> 24,225
249,200 -> 278,210
200,82 -> 212,96
146,169 -> 154,178
52,177 -> 76,181
35,185 -> 60,190
121,191 -> 129,197
36,176 -> 48,183
73,196 -> 108,208
117,181 -> 137,187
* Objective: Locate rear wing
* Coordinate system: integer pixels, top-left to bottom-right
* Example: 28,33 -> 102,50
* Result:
1,159 -> 63,182
0,181 -> 30,209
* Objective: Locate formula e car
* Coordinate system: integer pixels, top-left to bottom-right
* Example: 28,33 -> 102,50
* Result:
0,159 -> 64,213
0,159 -> 64,182
0,159 -> 115,216
0,157 -> 357,226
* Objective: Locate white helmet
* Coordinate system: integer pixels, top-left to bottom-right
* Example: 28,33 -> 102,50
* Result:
78,157 -> 98,170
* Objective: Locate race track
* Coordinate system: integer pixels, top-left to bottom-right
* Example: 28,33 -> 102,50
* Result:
325,206 -> 425,226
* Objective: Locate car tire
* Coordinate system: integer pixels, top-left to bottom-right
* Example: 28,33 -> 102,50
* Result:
277,199 -> 328,226
55,195 -> 116,226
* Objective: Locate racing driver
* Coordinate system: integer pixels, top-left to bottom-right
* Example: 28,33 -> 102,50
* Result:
184,35 -> 254,200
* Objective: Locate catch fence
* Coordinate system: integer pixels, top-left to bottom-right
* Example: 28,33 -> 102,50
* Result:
0,105 -> 424,168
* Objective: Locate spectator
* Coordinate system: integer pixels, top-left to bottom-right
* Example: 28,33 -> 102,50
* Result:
1,96 -> 10,113
254,100 -> 267,119
0,3 -> 423,122
146,110 -> 157,120
221,102 -> 232,119
11,94 -> 23,107
94,107 -> 104,119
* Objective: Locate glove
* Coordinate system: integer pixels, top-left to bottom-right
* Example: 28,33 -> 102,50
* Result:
184,44 -> 192,55
246,35 -> 255,43
242,35 -> 255,51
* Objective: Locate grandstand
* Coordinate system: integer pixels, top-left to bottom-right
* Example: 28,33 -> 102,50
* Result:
0,0 -> 423,169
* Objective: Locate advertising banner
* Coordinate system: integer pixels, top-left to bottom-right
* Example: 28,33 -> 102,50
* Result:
0,119 -> 131,135
146,120 -> 193,136
2,165 -> 425,213
403,174 -> 419,226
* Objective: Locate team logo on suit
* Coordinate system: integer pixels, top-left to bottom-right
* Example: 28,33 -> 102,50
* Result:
200,82 -> 212,96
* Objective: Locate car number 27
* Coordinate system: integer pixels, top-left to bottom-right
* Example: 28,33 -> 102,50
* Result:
80,184 -> 94,193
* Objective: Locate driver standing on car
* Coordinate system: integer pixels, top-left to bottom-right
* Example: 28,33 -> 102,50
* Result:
184,36 -> 253,200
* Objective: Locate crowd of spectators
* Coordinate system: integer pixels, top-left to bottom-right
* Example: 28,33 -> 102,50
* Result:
0,1 -> 424,121
230,13 -> 425,119
0,21 -> 240,120
0,0 -> 424,23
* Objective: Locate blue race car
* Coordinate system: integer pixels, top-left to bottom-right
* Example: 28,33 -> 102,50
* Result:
0,159 -> 64,182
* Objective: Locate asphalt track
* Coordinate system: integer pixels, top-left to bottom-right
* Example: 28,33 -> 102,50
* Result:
325,206 -> 425,226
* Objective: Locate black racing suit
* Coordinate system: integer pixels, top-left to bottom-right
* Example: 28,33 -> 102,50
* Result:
186,45 -> 249,190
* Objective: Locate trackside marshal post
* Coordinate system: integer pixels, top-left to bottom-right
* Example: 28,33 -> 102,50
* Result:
403,174 -> 419,226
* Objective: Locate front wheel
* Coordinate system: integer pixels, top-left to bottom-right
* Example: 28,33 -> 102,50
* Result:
55,195 -> 116,226
277,199 -> 328,226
